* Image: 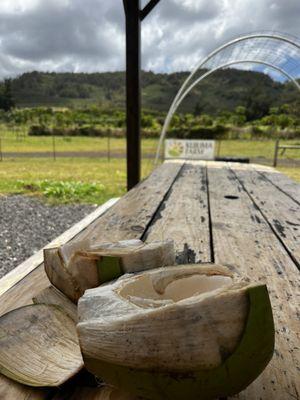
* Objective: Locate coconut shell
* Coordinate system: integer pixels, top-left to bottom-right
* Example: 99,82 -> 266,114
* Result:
44,239 -> 175,303
77,264 -> 274,400
0,304 -> 83,387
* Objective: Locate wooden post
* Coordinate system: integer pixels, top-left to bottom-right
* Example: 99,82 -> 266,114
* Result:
52,134 -> 56,161
273,139 -> 279,167
124,0 -> 141,190
217,140 -> 222,157
0,137 -> 2,162
107,129 -> 111,162
123,0 -> 161,190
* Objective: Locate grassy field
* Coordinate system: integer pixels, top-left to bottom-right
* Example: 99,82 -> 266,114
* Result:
1,136 -> 300,161
0,136 -> 158,154
1,134 -> 299,205
277,167 -> 300,183
0,156 -> 298,205
217,139 -> 300,160
0,158 -> 155,204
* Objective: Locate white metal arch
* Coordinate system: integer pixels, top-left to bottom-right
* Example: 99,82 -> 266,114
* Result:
154,33 -> 300,164
155,60 -> 300,164
165,33 -> 300,130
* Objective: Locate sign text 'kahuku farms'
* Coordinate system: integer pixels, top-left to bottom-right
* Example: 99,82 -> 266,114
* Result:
165,139 -> 215,160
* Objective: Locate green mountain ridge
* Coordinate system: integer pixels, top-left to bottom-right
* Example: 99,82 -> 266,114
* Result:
4,69 -> 300,114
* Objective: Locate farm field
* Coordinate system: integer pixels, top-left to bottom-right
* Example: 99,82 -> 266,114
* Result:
0,135 -> 158,154
0,155 -> 299,205
0,158 -> 155,204
1,136 -> 300,160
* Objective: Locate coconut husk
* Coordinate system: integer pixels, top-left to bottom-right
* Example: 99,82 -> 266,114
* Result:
44,239 -> 175,303
0,304 -> 83,387
0,374 -> 47,399
77,264 -> 274,400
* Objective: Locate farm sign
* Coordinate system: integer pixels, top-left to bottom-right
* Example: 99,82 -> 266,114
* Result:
165,139 -> 215,160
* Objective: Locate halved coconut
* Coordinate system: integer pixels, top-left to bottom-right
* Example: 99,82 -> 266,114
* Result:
44,239 -> 175,303
77,264 -> 274,400
0,304 -> 83,387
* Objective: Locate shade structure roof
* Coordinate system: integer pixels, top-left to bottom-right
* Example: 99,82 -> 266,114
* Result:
203,31 -> 300,82
155,31 -> 300,163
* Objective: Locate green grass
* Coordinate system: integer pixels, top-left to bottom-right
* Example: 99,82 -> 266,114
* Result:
216,139 -> 300,160
277,167 -> 300,183
0,156 -> 298,206
0,137 -> 299,205
1,135 -> 300,161
0,136 -> 158,154
0,158 -> 155,204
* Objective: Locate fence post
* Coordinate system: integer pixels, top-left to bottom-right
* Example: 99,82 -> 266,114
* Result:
217,140 -> 222,157
273,139 -> 279,167
107,129 -> 111,161
52,134 -> 56,161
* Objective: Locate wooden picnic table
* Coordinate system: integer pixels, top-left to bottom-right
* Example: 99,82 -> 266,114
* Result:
0,160 -> 299,400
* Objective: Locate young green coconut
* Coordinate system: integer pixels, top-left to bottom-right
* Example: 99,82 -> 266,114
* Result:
44,239 -> 175,303
77,264 -> 274,400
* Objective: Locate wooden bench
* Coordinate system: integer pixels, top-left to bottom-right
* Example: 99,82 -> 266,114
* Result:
0,161 -> 299,399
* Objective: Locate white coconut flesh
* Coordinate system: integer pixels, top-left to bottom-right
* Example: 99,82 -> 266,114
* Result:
119,273 -> 233,307
44,239 -> 175,303
77,264 -> 251,372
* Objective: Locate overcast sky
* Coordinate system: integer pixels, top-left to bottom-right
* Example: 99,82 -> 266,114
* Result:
0,0 -> 299,79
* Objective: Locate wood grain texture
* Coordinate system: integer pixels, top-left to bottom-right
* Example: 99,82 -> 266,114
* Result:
0,163 -> 182,315
207,163 -> 300,400
254,164 -> 300,205
0,265 -> 50,317
231,164 -> 300,267
72,162 -> 183,244
0,161 -> 299,399
146,161 -> 211,264
0,163 -> 182,399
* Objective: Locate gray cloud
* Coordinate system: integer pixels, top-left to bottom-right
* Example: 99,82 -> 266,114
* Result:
0,0 -> 299,79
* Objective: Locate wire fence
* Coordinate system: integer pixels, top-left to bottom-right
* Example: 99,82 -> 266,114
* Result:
0,134 -> 300,168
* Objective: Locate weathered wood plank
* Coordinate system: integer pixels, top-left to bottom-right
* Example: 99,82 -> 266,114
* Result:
0,162 -> 182,317
254,164 -> 300,205
231,164 -> 300,267
73,161 -> 183,243
0,162 -> 182,399
207,163 -> 300,399
146,161 -> 211,263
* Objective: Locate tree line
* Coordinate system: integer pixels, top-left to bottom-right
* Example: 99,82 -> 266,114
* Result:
0,69 -> 299,115
0,104 -> 299,140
